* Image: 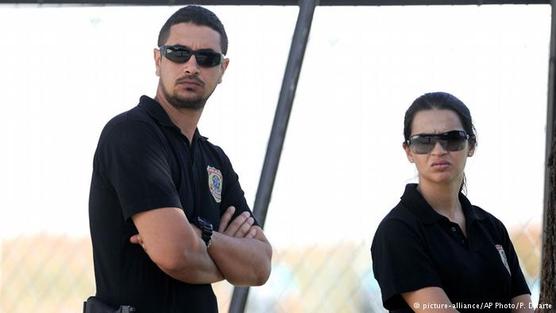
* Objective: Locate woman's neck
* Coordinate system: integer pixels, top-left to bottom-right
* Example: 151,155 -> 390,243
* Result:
417,180 -> 463,221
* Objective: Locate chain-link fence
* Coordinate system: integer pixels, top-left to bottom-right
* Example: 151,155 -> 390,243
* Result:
1,235 -> 94,313
0,225 -> 542,313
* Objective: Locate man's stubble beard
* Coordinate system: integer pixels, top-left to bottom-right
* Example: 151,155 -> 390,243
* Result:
161,80 -> 208,111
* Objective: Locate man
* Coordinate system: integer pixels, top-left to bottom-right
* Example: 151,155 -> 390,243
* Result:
88,6 -> 272,313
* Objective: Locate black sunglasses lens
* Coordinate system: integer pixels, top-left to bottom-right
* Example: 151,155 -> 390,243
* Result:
410,137 -> 435,154
163,46 -> 192,63
443,131 -> 468,151
194,51 -> 222,67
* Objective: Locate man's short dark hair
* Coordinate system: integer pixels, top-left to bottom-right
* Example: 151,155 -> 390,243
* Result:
158,5 -> 228,55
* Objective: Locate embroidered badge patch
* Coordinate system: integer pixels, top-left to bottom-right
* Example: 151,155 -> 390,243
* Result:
207,166 -> 223,203
495,244 -> 511,275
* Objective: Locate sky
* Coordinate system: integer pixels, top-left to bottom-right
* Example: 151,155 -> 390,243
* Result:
0,4 -> 551,250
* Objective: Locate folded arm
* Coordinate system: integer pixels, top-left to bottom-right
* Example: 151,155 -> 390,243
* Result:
207,207 -> 272,286
402,288 -> 533,313
402,287 -> 459,313
131,207 -> 224,284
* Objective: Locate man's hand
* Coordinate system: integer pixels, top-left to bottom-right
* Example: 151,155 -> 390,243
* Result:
209,206 -> 271,286
218,206 -> 257,239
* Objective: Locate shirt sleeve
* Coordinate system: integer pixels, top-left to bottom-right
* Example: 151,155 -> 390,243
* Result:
217,148 -> 259,226
371,217 -> 443,310
495,220 -> 531,298
96,119 -> 182,220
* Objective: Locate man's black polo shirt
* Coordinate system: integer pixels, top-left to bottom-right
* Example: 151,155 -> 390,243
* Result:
89,96 -> 256,313
371,184 -> 530,313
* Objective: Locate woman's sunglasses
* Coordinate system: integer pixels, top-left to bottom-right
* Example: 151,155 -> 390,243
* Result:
406,130 -> 470,154
160,45 -> 223,68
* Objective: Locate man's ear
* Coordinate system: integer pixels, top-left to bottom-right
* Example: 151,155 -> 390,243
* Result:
403,142 -> 414,163
217,58 -> 230,84
154,48 -> 161,77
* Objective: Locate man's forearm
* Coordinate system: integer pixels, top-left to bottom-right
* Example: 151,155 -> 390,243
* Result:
161,239 -> 225,284
208,228 -> 272,286
130,226 -> 224,285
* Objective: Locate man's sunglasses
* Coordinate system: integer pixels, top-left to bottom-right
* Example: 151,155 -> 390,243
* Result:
406,130 -> 470,154
159,45 -> 223,68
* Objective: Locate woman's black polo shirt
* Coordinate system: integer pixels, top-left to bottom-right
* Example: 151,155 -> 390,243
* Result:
89,96 -> 256,313
371,184 -> 530,313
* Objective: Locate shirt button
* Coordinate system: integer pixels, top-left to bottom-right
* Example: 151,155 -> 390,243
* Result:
451,226 -> 457,232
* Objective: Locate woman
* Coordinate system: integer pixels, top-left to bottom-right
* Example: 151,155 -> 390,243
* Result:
371,92 -> 533,313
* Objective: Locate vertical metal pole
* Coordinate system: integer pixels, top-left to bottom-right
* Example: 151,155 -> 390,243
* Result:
540,1 -> 556,308
227,0 -> 318,312
545,4 -> 556,208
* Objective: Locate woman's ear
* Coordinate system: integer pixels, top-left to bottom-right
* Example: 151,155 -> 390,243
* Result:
468,148 -> 475,157
467,140 -> 476,157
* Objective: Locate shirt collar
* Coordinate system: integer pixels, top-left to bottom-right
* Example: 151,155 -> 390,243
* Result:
400,183 -> 486,225
138,95 -> 207,142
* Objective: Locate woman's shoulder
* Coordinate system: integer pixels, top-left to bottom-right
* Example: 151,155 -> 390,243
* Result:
468,204 -> 510,238
469,204 -> 505,226
384,201 -> 418,220
375,201 -> 423,236
371,201 -> 430,259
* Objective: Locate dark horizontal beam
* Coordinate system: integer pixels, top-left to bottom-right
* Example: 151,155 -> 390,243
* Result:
4,0 -> 550,5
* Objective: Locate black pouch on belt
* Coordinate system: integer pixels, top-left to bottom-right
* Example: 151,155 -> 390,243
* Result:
83,296 -> 136,313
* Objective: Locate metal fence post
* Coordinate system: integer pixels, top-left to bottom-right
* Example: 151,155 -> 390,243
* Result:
540,1 -> 556,309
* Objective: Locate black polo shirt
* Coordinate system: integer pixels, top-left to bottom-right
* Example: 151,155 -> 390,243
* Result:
89,96 -> 256,313
371,184 -> 530,313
